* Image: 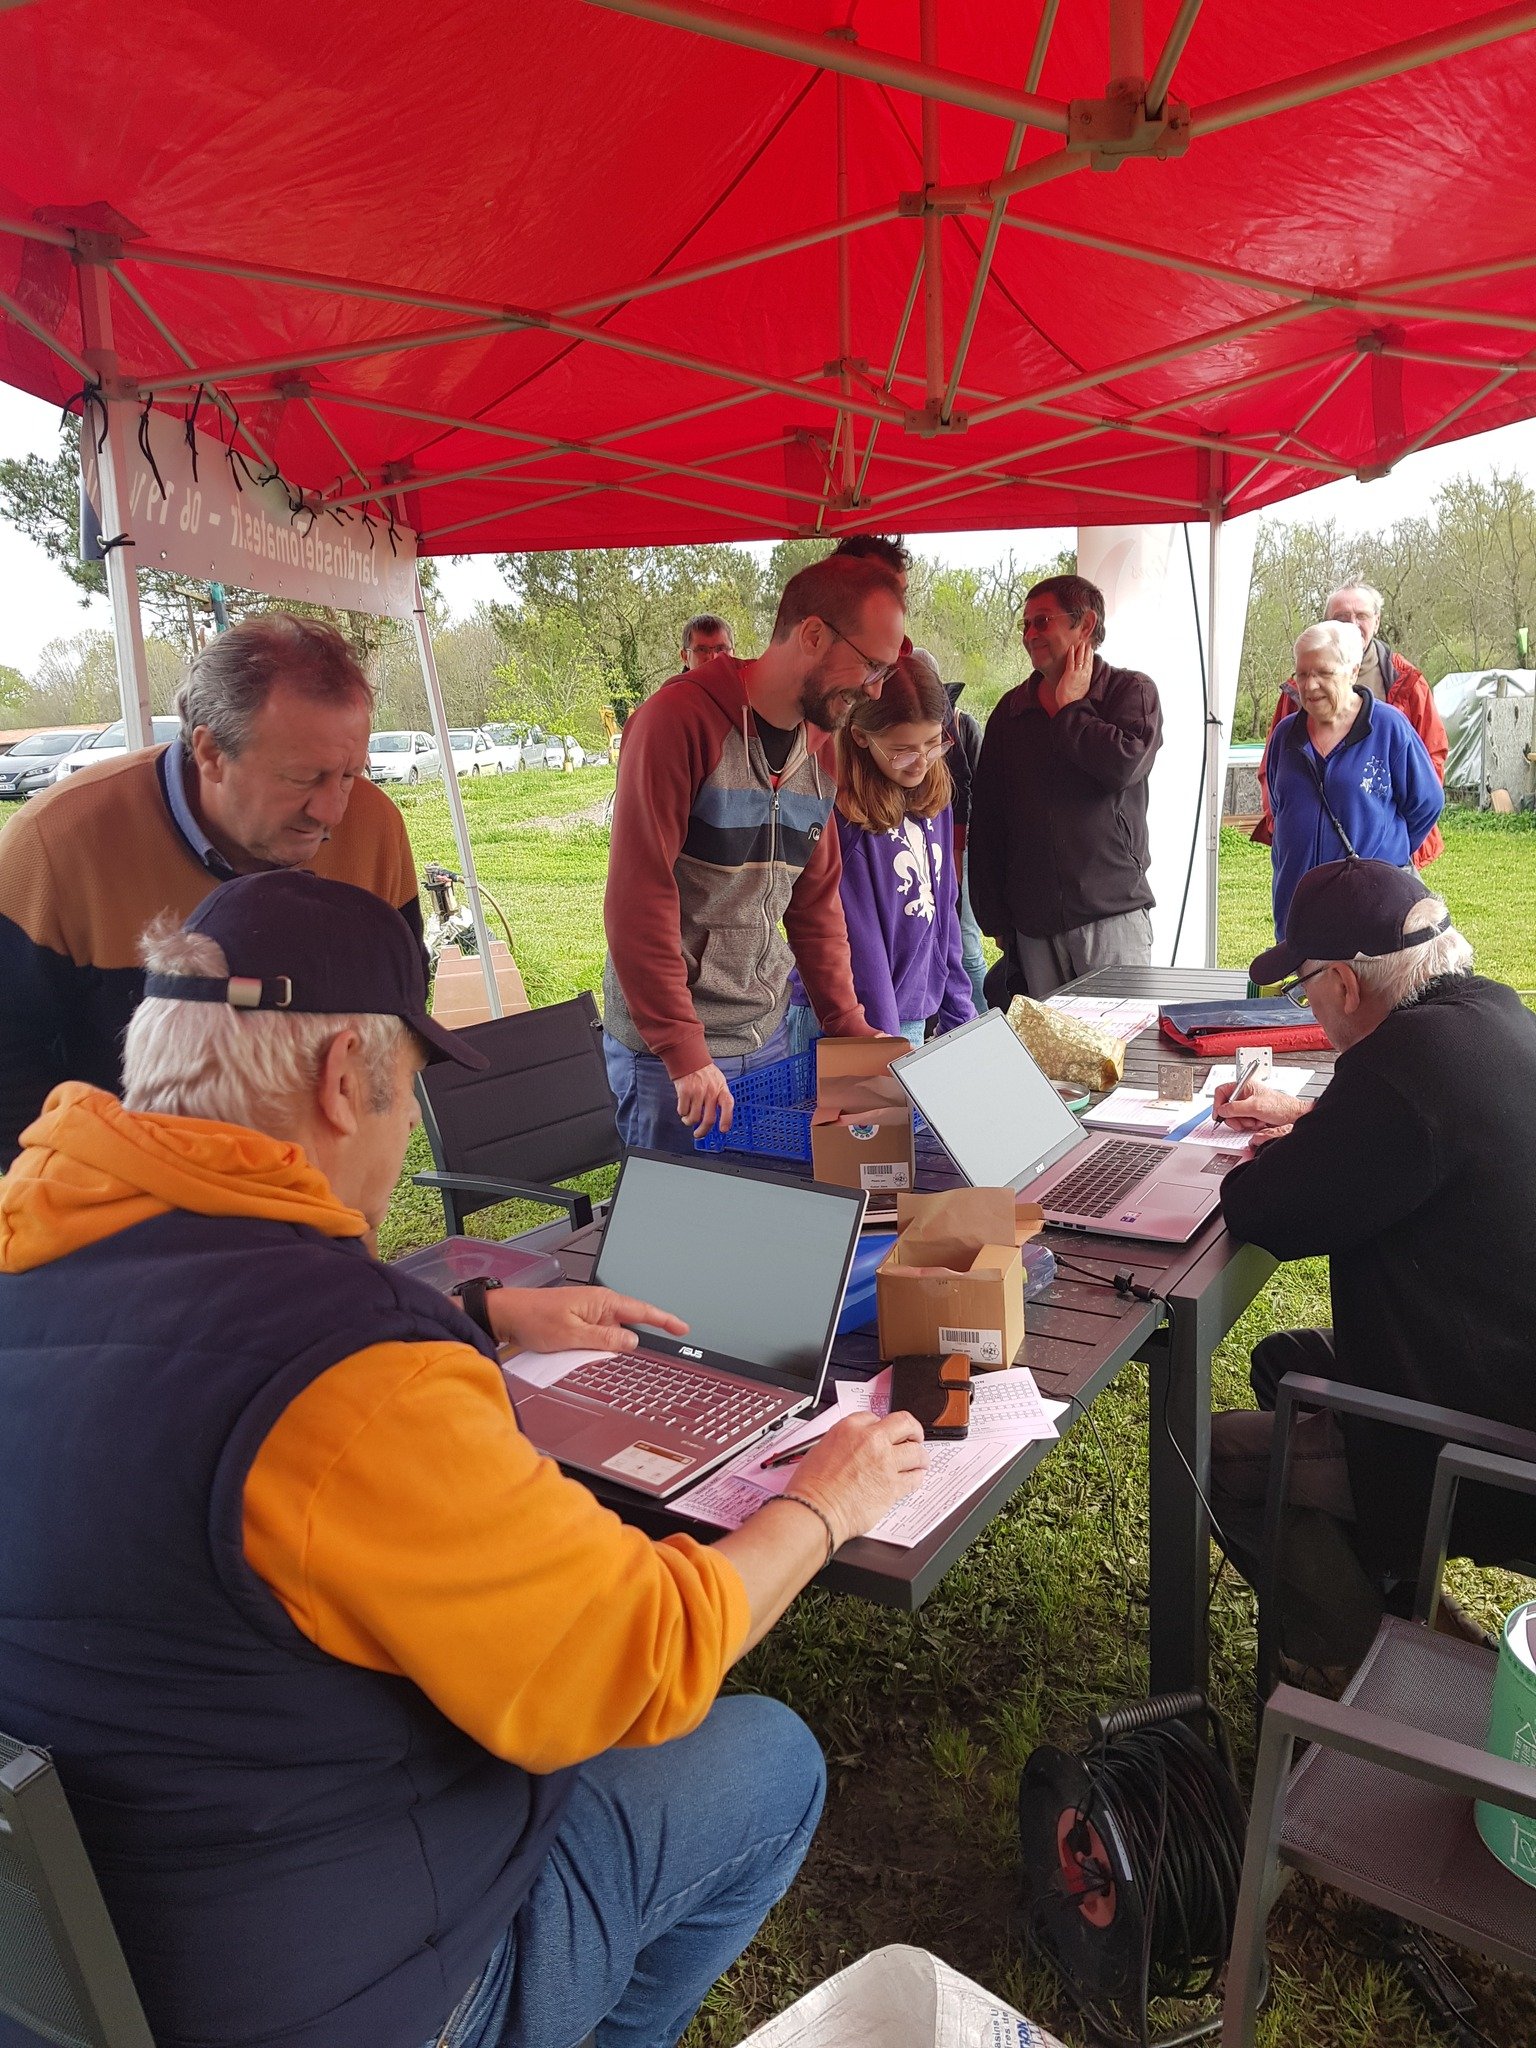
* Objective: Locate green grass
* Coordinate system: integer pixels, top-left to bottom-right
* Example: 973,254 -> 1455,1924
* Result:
380,797 -> 1536,2046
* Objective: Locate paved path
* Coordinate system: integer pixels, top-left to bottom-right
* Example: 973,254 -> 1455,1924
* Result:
517,798 -> 611,832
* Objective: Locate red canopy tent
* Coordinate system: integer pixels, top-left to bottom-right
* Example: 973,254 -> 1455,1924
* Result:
2,0 -> 1535,969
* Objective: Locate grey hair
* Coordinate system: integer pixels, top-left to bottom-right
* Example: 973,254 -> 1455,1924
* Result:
122,918 -> 409,1129
1327,582 -> 1385,621
1313,894 -> 1474,1010
176,614 -> 374,758
1295,620 -> 1365,672
680,612 -> 733,653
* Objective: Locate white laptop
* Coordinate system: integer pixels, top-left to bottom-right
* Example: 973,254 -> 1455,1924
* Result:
504,1150 -> 865,1498
891,1010 -> 1231,1243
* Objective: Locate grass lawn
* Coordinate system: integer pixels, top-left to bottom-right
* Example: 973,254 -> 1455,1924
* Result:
382,786 -> 1536,2047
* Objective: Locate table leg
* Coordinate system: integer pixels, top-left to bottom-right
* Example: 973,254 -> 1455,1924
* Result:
1146,1307 -> 1213,1697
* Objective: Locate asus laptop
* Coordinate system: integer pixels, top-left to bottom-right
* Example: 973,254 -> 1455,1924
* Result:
891,1010 -> 1229,1243
503,1149 -> 865,1498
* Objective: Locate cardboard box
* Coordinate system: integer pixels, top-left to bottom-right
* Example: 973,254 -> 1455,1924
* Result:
809,1035 -> 916,1193
430,943 -> 531,1029
875,1188 -> 1043,1370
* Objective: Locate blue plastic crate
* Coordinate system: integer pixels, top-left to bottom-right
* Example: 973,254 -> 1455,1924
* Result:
695,1047 -> 818,1163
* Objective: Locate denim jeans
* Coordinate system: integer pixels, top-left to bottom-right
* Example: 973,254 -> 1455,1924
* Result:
603,1021 -> 791,1155
785,1006 -> 924,1054
423,1697 -> 826,2048
957,853 -> 988,1016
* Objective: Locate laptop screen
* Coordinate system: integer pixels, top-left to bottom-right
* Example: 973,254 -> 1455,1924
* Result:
893,1011 -> 1084,1190
593,1152 -> 864,1390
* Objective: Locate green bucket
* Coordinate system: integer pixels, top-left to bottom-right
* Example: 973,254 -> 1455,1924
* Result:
1474,1599 -> 1536,1887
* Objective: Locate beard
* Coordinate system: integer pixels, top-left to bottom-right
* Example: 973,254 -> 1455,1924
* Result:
800,654 -> 861,733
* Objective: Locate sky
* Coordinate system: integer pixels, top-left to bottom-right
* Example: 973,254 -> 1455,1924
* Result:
4,379 -> 1536,676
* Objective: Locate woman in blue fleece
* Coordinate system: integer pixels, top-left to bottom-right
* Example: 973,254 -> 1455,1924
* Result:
789,652 -> 975,1051
1266,619 -> 1444,938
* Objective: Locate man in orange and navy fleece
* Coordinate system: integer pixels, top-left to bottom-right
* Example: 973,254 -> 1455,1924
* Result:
0,869 -> 923,2048
602,554 -> 907,1152
0,613 -> 421,1165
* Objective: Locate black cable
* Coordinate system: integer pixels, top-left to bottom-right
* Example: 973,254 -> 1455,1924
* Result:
1171,523 -> 1217,965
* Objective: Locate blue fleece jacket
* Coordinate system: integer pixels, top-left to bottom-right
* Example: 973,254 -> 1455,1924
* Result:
1267,687 -> 1443,935
795,804 -> 974,1035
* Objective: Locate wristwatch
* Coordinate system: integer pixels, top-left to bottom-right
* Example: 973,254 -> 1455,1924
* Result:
449,1274 -> 504,1339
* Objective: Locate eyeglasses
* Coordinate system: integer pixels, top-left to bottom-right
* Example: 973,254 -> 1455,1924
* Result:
1273,961 -> 1335,1000
823,619 -> 897,688
1021,609 -> 1078,635
867,734 -> 953,771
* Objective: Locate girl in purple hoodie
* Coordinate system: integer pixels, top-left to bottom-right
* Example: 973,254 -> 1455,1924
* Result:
788,653 -> 975,1052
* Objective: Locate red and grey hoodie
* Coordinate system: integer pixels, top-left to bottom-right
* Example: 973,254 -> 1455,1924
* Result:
602,656 -> 867,1078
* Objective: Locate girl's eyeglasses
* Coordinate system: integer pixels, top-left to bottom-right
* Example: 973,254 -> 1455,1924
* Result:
867,735 -> 953,771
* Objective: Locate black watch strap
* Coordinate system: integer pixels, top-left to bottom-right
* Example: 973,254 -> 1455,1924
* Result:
450,1274 -> 503,1339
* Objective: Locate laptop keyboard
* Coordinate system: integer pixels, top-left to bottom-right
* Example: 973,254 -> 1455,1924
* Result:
1045,1138 -> 1170,1218
560,1352 -> 788,1442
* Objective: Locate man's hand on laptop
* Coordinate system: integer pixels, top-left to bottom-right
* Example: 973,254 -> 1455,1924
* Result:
489,1286 -> 687,1356
675,1063 -> 735,1139
1212,1080 -> 1310,1136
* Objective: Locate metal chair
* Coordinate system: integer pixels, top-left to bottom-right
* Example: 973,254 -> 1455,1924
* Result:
0,1732 -> 153,2048
1257,1371 -> 1536,1703
1221,1441 -> 1536,2046
414,993 -> 621,1238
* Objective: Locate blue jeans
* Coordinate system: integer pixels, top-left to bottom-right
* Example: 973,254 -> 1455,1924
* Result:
603,1020 -> 791,1155
423,1697 -> 825,2048
957,852 -> 988,1016
787,1006 -> 923,1054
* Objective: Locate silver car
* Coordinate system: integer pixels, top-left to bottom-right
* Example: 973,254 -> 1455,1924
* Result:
367,731 -> 442,785
52,717 -> 182,778
0,729 -> 97,799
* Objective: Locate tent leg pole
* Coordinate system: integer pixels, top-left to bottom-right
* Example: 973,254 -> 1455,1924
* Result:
920,0 -> 944,417
1204,508 -> 1224,968
410,568 -> 502,1018
77,261 -> 152,751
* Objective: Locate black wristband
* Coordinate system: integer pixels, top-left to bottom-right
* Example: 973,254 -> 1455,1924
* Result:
450,1275 -> 503,1340
778,1492 -> 838,1568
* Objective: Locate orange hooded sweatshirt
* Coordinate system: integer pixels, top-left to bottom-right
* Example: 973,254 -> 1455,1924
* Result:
1,1086 -> 750,1771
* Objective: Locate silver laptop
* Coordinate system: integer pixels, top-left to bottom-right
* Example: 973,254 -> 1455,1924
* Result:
891,1010 -> 1229,1243
504,1150 -> 866,1498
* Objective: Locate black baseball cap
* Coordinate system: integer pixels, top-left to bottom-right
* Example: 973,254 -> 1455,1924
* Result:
144,871 -> 487,1070
1250,858 -> 1448,985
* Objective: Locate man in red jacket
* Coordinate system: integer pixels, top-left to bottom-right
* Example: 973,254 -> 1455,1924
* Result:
1254,584 -> 1448,868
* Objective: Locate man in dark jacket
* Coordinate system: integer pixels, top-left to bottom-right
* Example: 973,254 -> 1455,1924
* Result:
1209,858 -> 1536,1674
968,574 -> 1163,998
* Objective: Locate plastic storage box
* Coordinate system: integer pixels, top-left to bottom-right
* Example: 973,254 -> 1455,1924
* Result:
394,1235 -> 563,1296
696,1046 -> 923,1166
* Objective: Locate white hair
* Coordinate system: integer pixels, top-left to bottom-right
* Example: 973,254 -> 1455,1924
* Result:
122,919 -> 410,1129
1295,620 -> 1365,671
1311,894 -> 1474,1010
1327,583 -> 1385,622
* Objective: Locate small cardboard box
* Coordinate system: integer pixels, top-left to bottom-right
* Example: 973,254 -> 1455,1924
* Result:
430,942 -> 531,1029
875,1188 -> 1042,1370
809,1035 -> 916,1193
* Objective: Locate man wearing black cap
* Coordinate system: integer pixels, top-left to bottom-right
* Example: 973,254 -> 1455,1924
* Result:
0,871 -> 923,2048
1207,858 -> 1536,1674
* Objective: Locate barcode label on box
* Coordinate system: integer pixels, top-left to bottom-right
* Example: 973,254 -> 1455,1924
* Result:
939,1325 -> 1004,1366
860,1162 -> 911,1189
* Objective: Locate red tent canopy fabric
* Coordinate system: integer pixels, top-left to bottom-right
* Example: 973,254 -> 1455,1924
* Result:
2,0 -> 1535,553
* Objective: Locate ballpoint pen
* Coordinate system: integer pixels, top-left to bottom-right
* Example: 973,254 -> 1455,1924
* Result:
759,1440 -> 815,1471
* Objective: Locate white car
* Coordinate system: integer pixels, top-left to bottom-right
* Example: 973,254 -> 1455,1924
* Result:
447,727 -> 504,777
367,731 -> 442,785
485,723 -> 527,772
52,716 -> 182,777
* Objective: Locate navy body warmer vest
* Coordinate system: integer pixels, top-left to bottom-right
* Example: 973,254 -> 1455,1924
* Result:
0,1212 -> 574,2048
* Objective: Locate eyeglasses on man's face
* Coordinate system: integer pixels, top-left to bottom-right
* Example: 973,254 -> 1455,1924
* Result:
1274,961 -> 1336,1000
822,619 -> 897,688
1021,608 -> 1080,636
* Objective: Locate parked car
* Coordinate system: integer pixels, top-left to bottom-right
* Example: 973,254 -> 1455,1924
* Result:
447,727 -> 504,777
559,735 -> 590,769
521,725 -> 568,771
367,731 -> 442,785
0,729 -> 98,799
485,723 -> 527,772
52,716 -> 181,778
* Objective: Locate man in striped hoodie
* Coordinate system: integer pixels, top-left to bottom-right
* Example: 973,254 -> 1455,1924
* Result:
603,555 -> 907,1152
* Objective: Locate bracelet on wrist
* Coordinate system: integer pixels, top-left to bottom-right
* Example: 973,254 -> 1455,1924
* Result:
778,1491 -> 838,1568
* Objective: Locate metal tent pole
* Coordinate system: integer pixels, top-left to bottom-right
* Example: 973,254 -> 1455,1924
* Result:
1204,505 -> 1224,967
76,259 -> 152,750
408,561 -> 502,1018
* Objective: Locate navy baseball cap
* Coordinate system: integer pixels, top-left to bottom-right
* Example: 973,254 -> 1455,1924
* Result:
144,871 -> 487,1070
1250,858 -> 1448,985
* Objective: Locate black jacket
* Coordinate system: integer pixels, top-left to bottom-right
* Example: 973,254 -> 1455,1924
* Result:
943,682 -> 983,831
1221,974 -> 1536,1574
967,656 -> 1163,939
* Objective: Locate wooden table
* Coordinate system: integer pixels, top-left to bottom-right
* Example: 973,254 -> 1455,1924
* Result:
534,967 -> 1335,1696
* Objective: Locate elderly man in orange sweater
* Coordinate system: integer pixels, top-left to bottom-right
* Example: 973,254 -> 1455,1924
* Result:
0,870 -> 922,2048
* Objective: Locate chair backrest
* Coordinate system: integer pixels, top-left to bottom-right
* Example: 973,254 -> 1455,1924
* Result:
0,1734 -> 154,2048
417,992 -> 620,1190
